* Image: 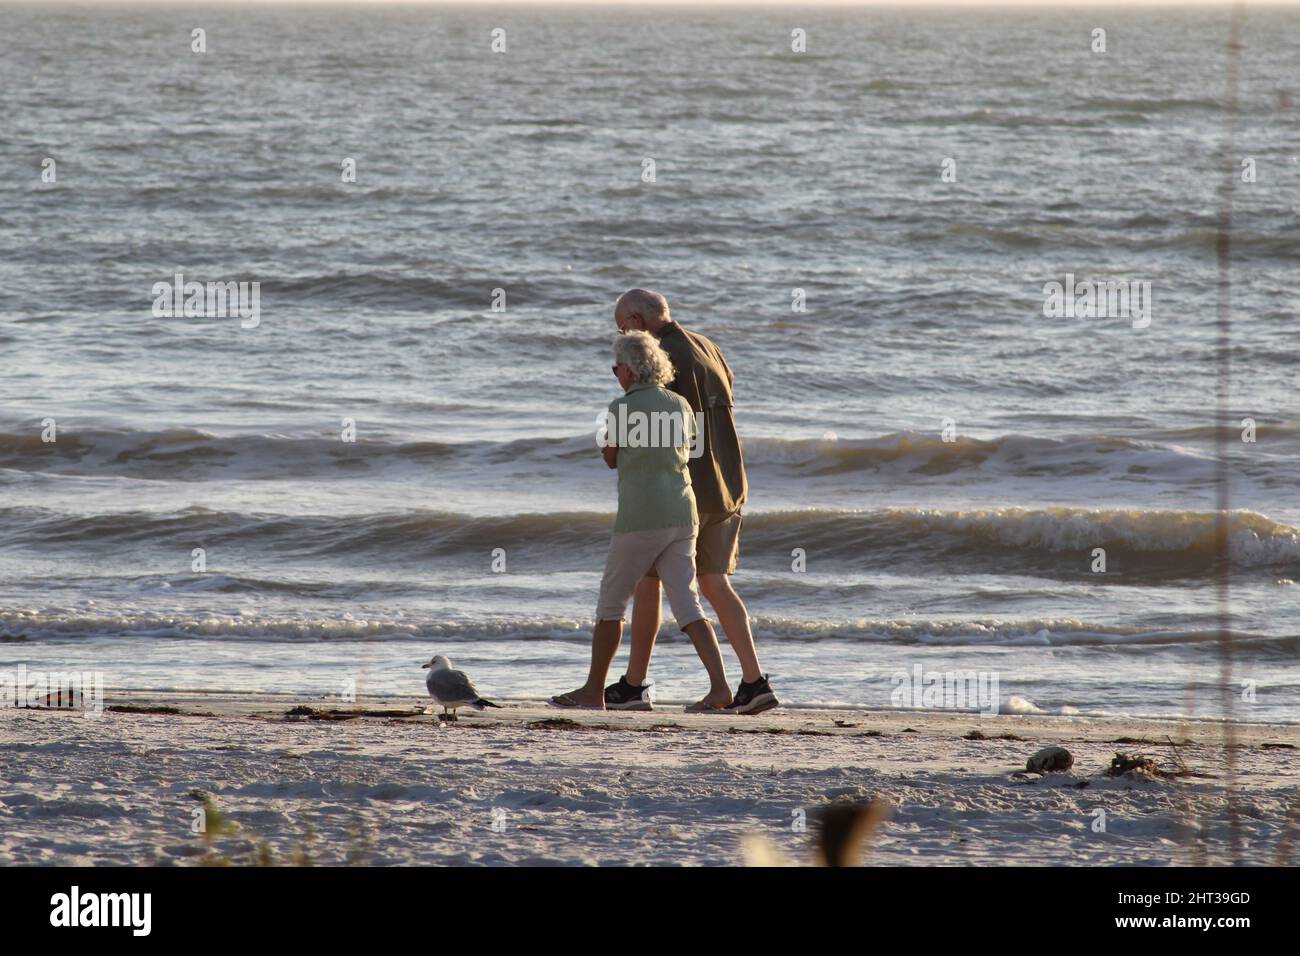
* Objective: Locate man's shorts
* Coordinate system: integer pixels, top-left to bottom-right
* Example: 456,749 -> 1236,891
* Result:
645,511 -> 741,579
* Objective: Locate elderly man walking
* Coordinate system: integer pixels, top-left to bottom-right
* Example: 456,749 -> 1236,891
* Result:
603,288 -> 779,715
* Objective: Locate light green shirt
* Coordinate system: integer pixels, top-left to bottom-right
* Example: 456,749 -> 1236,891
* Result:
606,384 -> 698,533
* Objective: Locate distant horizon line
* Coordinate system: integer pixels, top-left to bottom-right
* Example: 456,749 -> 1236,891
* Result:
3,0 -> 1293,9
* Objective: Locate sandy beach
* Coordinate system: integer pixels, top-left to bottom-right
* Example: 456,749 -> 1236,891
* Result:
3,693 -> 1295,867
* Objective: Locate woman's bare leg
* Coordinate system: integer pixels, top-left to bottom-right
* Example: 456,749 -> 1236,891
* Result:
556,619 -> 622,708
683,618 -> 732,708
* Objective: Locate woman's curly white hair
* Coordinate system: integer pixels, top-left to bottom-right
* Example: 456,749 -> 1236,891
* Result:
613,331 -> 675,386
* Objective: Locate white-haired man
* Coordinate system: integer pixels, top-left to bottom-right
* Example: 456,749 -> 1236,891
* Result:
604,288 -> 779,714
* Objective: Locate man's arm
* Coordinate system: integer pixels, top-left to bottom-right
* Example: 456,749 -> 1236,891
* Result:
602,400 -> 620,468
715,342 -> 735,390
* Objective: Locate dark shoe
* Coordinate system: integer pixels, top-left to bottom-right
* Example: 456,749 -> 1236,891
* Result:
725,675 -> 779,715
604,676 -> 654,711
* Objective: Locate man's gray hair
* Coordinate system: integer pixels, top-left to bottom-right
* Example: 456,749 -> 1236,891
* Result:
616,288 -> 670,324
614,331 -> 675,386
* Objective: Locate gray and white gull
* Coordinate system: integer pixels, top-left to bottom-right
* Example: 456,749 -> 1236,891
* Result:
422,654 -> 500,720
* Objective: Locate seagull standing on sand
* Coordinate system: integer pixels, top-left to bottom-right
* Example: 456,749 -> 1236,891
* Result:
422,655 -> 500,720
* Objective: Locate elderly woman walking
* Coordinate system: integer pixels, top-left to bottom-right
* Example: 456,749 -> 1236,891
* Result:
551,331 -> 733,711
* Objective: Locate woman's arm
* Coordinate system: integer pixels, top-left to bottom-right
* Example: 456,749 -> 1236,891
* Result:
602,445 -> 618,469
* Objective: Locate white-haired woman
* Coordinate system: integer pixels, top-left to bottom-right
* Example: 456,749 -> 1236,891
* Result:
551,331 -> 733,711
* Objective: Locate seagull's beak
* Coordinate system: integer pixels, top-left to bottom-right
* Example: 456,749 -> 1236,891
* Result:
421,663 -> 431,669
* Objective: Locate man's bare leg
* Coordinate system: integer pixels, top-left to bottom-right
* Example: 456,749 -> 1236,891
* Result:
699,573 -> 762,684
625,575 -> 662,686
555,618 -> 622,708
682,618 -> 732,708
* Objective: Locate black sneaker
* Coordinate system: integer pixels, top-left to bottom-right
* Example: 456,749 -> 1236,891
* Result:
725,675 -> 779,715
604,676 -> 655,711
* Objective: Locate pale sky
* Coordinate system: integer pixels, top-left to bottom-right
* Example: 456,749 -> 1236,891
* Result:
22,0 -> 1295,7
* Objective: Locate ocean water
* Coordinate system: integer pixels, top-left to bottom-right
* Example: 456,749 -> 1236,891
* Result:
2,3 -> 1297,722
